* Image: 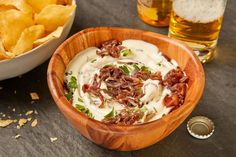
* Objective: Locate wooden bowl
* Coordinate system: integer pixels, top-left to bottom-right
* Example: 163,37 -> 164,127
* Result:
47,27 -> 205,151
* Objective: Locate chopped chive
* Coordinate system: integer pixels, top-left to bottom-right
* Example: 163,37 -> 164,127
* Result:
121,49 -> 132,57
140,106 -> 148,113
65,92 -> 73,101
119,65 -> 130,75
132,63 -> 140,71
75,104 -> 94,118
108,88 -> 113,92
141,66 -> 151,73
153,107 -> 158,113
91,59 -> 97,63
67,76 -> 78,92
78,97 -> 84,103
104,107 -> 115,118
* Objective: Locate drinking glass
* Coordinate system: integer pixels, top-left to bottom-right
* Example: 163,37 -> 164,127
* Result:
168,0 -> 227,63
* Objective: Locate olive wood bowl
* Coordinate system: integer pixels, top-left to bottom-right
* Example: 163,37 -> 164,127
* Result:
47,27 -> 205,151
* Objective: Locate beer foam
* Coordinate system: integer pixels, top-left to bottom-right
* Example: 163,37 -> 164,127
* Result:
173,0 -> 226,23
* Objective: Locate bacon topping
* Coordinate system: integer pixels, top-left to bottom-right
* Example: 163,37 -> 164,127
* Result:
102,109 -> 143,125
96,40 -> 124,58
163,69 -> 189,110
82,65 -> 145,108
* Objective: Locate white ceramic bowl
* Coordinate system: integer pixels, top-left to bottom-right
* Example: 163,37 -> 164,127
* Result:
0,2 -> 76,81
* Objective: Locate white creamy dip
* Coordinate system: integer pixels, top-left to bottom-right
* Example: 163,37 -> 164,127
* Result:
65,40 -> 179,123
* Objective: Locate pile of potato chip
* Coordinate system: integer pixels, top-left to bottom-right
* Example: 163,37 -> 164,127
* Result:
0,0 -> 76,60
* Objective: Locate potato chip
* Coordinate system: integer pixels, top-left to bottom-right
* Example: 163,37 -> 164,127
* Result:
12,25 -> 45,55
33,26 -> 63,46
0,39 -> 15,60
0,10 -> 34,51
0,5 -> 17,11
25,0 -> 57,13
0,0 -> 33,14
35,4 -> 76,32
57,0 -> 72,5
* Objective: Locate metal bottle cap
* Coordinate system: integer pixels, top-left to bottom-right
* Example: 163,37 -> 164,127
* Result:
187,116 -> 215,139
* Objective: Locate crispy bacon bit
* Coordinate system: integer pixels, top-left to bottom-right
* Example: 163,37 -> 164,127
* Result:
163,69 -> 185,87
170,83 -> 187,98
103,109 -> 143,125
162,69 -> 189,111
134,70 -> 150,80
150,71 -> 162,81
135,70 -> 162,82
163,94 -> 179,107
96,40 -> 124,58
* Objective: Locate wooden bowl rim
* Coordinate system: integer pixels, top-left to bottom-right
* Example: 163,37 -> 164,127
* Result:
47,27 -> 205,132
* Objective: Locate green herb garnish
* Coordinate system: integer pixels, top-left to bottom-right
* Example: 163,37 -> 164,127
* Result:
132,63 -> 140,71
108,88 -> 113,92
65,76 -> 78,101
104,107 -> 116,118
153,107 -> 158,113
65,92 -> 73,100
140,106 -> 148,113
78,97 -> 84,103
91,59 -> 97,63
67,76 -> 78,92
75,104 -> 94,118
141,66 -> 151,73
119,65 -> 130,75
121,49 -> 132,57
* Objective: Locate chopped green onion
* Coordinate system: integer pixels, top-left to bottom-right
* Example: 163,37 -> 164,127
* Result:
75,104 -> 94,118
67,76 -> 78,92
153,107 -> 158,113
78,97 -> 84,103
91,59 -> 97,63
104,107 -> 116,118
141,66 -> 151,73
108,88 -> 113,92
119,65 -> 130,75
121,49 -> 132,57
132,63 -> 140,71
65,92 -> 73,101
140,106 -> 148,113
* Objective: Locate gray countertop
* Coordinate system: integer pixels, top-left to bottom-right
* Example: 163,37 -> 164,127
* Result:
0,0 -> 235,156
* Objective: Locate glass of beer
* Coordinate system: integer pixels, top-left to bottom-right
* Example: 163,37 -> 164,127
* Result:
137,0 -> 172,27
168,0 -> 227,63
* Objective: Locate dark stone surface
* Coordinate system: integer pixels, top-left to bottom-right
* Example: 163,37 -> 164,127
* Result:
0,0 -> 235,156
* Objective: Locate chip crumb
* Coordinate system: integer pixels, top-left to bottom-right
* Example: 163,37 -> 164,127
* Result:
2,114 -> 6,117
17,125 -> 20,129
34,110 -> 38,115
14,134 -> 21,139
0,87 -> 2,90
19,114 -> 22,116
25,110 -> 34,116
12,108 -> 16,112
50,137 -> 58,143
30,92 -> 39,100
31,119 -> 38,127
14,90 -> 17,94
0,119 -> 13,128
18,118 -> 28,127
13,119 -> 17,123
27,118 -> 32,121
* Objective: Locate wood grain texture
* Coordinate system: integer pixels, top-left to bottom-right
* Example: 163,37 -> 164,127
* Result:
47,27 -> 205,151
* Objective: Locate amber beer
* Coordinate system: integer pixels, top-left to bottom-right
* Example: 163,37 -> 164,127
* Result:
137,0 -> 172,27
168,0 -> 227,63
